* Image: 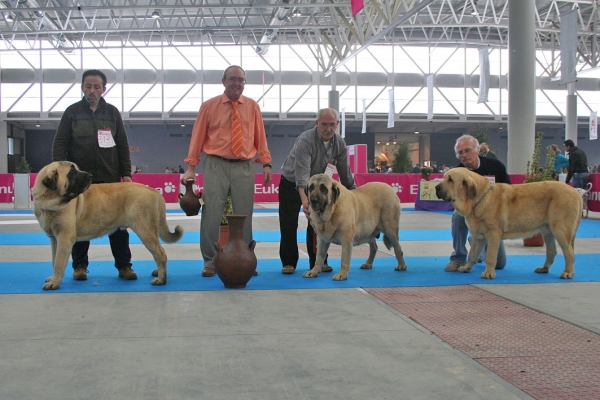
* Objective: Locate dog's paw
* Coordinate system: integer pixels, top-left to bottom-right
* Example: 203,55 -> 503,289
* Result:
303,271 -> 319,278
480,270 -> 496,279
395,264 -> 407,271
42,277 -> 61,290
457,265 -> 473,273
560,271 -> 575,279
332,273 -> 348,281
151,278 -> 166,286
534,266 -> 550,274
360,263 -> 373,269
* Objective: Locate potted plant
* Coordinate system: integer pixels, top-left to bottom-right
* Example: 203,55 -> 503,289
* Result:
16,157 -> 31,174
523,131 -> 556,246
420,166 -> 433,181
218,192 -> 233,247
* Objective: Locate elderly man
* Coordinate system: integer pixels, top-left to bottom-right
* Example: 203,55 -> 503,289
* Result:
278,108 -> 356,274
182,65 -> 272,278
445,135 -> 511,272
479,142 -> 498,159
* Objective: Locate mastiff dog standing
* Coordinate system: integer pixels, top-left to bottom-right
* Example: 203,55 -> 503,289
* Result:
435,167 -> 582,279
303,173 -> 407,281
32,161 -> 183,290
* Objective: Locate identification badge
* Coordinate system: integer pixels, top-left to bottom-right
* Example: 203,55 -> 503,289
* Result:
98,128 -> 116,148
324,163 -> 337,177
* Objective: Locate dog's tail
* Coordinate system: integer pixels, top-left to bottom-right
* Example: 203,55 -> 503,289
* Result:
159,221 -> 184,244
383,234 -> 394,250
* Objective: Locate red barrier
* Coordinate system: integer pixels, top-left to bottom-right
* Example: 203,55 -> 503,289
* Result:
1,173 -> 599,211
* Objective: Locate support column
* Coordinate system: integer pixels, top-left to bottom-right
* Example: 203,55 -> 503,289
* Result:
565,83 -> 578,144
328,70 -> 339,112
0,120 -> 8,173
507,0 -> 536,174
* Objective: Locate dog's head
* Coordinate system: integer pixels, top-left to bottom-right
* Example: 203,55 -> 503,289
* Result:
305,174 -> 340,214
33,161 -> 93,208
435,168 -> 479,212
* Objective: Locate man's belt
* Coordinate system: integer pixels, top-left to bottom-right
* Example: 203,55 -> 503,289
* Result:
215,156 -> 247,163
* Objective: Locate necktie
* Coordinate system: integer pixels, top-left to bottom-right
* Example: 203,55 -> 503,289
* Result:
230,101 -> 243,157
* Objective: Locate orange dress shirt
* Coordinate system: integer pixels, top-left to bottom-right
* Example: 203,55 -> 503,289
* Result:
185,93 -> 272,167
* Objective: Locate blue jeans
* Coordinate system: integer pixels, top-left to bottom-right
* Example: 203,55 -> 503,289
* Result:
450,211 -> 506,269
572,172 -> 590,189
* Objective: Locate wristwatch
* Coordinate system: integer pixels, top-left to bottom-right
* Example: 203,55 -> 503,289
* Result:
263,163 -> 272,168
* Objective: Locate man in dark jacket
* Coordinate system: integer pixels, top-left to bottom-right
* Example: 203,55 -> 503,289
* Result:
563,139 -> 589,188
52,69 -> 136,282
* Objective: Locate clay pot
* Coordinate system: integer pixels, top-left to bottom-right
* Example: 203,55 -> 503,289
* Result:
523,232 -> 544,247
213,215 -> 257,288
421,173 -> 431,181
179,179 -> 202,216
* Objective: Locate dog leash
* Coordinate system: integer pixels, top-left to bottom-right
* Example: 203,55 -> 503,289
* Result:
472,184 -> 493,211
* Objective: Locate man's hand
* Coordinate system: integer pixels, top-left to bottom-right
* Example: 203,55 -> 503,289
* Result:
300,187 -> 310,219
263,166 -> 272,186
302,201 -> 311,219
122,176 -> 132,183
182,165 -> 196,185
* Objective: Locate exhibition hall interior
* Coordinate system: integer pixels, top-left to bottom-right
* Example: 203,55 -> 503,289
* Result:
2,1 -> 600,399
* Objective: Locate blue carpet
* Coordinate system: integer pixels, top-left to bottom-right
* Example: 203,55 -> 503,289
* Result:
1,254 -> 599,294
3,218 -> 600,246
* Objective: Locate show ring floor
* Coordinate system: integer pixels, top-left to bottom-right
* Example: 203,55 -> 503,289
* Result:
1,203 -> 599,399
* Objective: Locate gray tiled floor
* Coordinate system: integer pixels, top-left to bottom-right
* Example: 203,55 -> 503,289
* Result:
1,203 -> 598,399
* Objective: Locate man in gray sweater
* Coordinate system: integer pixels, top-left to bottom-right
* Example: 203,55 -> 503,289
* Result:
278,108 -> 356,274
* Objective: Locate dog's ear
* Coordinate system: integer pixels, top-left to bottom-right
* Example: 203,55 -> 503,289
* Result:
331,182 -> 340,204
466,177 -> 478,199
42,170 -> 58,191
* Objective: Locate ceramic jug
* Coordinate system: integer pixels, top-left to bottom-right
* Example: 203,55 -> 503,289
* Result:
179,179 -> 202,216
213,215 -> 257,288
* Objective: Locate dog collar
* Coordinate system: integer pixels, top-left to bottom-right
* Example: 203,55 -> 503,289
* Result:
472,184 -> 492,211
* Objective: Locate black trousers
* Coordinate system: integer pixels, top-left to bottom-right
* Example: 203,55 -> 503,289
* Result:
71,228 -> 132,271
278,176 -> 327,270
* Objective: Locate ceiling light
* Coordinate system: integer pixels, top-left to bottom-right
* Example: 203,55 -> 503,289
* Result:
151,10 -> 161,19
180,123 -> 186,127
377,141 -> 381,144
35,124 -> 40,128
471,9 -> 478,15
5,13 -> 14,22
415,130 -> 420,134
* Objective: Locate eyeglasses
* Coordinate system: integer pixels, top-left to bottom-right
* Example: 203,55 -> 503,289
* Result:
456,147 -> 474,156
318,122 -> 338,128
226,77 -> 246,83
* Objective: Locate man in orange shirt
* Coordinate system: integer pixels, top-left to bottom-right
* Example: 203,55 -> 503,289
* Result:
182,65 -> 272,277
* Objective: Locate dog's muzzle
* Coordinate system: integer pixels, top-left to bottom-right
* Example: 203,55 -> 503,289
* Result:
435,184 -> 451,202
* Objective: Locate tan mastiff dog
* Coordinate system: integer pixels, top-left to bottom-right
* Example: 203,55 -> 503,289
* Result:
435,167 -> 582,279
32,161 -> 183,290
303,173 -> 407,281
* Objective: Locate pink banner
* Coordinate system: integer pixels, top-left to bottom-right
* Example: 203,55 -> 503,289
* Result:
1,173 -> 599,210
131,174 -> 182,204
355,173 -> 443,203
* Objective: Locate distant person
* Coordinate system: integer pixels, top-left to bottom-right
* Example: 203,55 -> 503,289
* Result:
165,167 -> 171,173
444,135 -> 510,273
412,163 -> 420,173
563,139 -> 589,188
52,69 -> 136,282
479,142 -> 498,159
548,144 -> 569,174
278,108 -> 355,274
178,165 -> 185,173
